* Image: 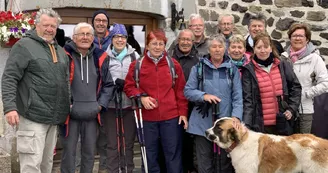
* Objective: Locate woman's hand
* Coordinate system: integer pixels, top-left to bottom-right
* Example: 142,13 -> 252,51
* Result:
284,110 -> 293,120
141,96 -> 157,110
232,117 -> 242,130
203,94 -> 221,104
179,116 -> 188,129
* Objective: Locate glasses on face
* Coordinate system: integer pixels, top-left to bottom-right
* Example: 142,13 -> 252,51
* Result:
113,35 -> 127,40
220,23 -> 233,26
189,24 -> 204,28
74,33 -> 94,38
179,38 -> 193,42
291,35 -> 306,39
94,19 -> 108,23
150,42 -> 165,47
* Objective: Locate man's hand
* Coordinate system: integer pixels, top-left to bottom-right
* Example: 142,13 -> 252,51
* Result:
203,94 -> 221,104
179,116 -> 188,129
5,111 -> 19,126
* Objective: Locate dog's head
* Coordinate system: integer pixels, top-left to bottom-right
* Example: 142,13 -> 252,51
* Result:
205,117 -> 247,149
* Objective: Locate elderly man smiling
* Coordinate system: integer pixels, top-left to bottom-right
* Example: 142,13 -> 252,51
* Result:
60,22 -> 114,173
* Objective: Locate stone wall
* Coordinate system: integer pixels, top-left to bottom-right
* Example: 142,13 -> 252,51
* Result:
193,0 -> 328,61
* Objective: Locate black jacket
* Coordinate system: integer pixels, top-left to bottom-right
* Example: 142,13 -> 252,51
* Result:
242,59 -> 301,132
245,35 -> 284,56
171,46 -> 200,81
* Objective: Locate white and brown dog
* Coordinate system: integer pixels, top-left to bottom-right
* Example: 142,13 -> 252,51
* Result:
205,117 -> 328,173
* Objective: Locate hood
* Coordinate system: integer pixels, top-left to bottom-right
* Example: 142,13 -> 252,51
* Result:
286,42 -> 318,60
107,43 -> 135,58
202,54 -> 232,69
25,29 -> 60,63
64,40 -> 97,84
64,40 -> 96,57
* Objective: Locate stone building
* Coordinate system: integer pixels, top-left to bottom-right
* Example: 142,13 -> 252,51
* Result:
1,0 -> 328,159
1,0 -> 328,172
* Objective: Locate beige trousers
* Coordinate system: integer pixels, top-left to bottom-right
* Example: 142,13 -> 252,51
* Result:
17,116 -> 57,173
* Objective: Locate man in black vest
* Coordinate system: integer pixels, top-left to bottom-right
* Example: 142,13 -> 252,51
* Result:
172,29 -> 200,173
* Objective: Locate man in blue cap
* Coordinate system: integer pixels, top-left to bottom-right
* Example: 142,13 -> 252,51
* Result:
92,9 -> 112,173
92,10 -> 112,51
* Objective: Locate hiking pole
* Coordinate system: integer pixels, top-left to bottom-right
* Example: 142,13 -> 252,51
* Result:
118,91 -> 128,173
131,97 -> 147,173
136,96 -> 148,173
115,91 -> 122,172
212,103 -> 220,173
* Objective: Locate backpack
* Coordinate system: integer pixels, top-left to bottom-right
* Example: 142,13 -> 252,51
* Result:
196,59 -> 234,91
134,56 -> 177,89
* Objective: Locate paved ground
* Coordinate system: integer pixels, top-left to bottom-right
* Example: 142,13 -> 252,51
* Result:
52,142 -> 142,173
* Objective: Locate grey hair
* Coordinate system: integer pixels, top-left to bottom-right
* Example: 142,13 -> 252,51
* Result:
178,29 -> 195,41
229,34 -> 246,48
248,13 -> 267,28
218,14 -> 235,24
208,34 -> 226,50
188,13 -> 205,23
73,22 -> 94,35
35,8 -> 62,26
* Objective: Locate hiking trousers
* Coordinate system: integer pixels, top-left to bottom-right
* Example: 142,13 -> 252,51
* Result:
17,115 -> 57,173
60,119 -> 98,173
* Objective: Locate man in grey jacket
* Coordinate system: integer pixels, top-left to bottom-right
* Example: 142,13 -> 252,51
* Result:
1,9 -> 70,173
60,22 -> 114,173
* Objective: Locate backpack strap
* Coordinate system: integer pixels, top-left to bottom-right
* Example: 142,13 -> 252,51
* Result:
134,56 -> 144,89
130,51 -> 137,62
197,61 -> 204,91
166,56 -> 177,88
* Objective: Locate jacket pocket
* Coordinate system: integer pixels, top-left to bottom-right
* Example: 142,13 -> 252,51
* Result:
17,131 -> 36,154
70,101 -> 100,121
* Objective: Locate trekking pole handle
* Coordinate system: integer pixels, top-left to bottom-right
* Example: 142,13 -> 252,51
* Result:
130,96 -> 136,110
136,95 -> 142,109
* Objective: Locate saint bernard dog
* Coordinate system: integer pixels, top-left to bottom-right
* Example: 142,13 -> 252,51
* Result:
205,117 -> 328,173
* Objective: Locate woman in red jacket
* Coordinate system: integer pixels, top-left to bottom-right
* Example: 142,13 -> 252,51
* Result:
242,32 -> 301,135
124,29 -> 188,173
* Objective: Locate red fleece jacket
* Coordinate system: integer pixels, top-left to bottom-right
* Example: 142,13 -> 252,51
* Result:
124,52 -> 188,121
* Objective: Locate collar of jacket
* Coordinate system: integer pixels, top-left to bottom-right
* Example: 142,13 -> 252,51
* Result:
173,45 -> 198,59
202,54 -> 232,69
194,35 -> 208,47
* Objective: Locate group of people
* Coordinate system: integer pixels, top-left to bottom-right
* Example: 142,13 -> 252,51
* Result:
2,8 -> 328,173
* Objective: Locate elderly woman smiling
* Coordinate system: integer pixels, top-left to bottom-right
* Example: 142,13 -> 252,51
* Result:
281,23 -> 328,134
184,34 -> 242,173
228,34 -> 250,70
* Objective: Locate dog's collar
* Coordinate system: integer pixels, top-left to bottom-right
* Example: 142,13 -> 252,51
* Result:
225,130 -> 248,153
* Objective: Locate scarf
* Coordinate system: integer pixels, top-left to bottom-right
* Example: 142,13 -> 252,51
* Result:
253,53 -> 275,67
230,55 -> 245,67
290,46 -> 307,63
112,47 -> 127,62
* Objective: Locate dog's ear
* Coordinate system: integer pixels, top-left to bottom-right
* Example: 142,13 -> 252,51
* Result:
228,128 -> 240,143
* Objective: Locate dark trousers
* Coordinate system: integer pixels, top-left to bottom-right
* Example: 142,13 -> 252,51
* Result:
143,117 -> 183,173
103,109 -> 136,173
194,135 -> 235,173
60,119 -> 98,173
97,124 -> 108,170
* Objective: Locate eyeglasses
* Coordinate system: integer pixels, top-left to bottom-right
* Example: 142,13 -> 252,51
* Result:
220,23 -> 233,26
179,38 -> 193,42
291,35 -> 306,39
189,24 -> 204,28
74,33 -> 94,38
113,35 -> 127,40
150,42 -> 165,47
94,19 -> 108,23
